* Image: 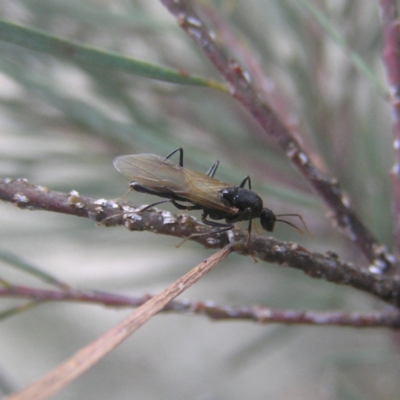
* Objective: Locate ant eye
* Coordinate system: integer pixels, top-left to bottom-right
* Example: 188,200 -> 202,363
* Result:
260,208 -> 276,231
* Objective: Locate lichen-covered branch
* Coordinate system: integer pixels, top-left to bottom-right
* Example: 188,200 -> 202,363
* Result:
159,0 -> 396,274
2,178 -> 400,307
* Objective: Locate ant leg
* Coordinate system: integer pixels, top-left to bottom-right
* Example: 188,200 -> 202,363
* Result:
206,160 -> 220,177
164,148 -> 218,177
165,147 -> 183,166
226,207 -> 254,241
164,148 -> 219,176
247,218 -> 252,242
130,183 -> 203,212
239,176 -> 251,189
102,183 -> 170,224
132,192 -> 203,213
226,207 -> 252,223
139,199 -> 172,212
175,212 -> 233,249
99,198 -> 172,225
201,213 -> 234,232
126,182 -> 175,211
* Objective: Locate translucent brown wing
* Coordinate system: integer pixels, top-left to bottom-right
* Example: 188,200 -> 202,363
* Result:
113,154 -> 237,214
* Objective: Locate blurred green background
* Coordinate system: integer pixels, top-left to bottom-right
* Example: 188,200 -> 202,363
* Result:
0,1 -> 399,399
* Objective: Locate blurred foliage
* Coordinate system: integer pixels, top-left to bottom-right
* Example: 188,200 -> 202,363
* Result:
0,1 -> 399,399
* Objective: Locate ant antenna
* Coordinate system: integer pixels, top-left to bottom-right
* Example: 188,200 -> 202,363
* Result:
275,213 -> 312,238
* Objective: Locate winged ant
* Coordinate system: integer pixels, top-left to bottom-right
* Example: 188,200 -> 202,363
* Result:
113,148 -> 307,239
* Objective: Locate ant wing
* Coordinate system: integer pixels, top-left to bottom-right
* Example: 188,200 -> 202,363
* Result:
113,154 -> 189,192
114,154 -> 237,214
178,168 -> 238,213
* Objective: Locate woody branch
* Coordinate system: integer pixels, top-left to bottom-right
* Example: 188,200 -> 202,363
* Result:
2,178 -> 400,307
1,283 -> 400,328
379,0 -> 400,255
159,0 -> 397,273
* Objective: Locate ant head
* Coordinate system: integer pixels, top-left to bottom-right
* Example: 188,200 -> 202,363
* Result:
260,208 -> 276,232
260,210 -> 310,236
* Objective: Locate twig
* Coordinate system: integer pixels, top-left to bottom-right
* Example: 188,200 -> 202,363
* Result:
5,246 -> 232,400
159,0 -> 396,273
379,0 -> 400,256
2,178 -> 400,306
199,4 -> 294,120
2,283 -> 400,328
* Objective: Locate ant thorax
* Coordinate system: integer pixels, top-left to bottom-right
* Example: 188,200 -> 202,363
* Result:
220,187 -> 263,218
